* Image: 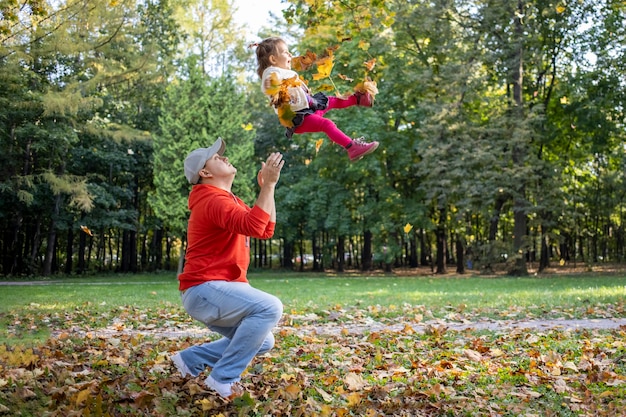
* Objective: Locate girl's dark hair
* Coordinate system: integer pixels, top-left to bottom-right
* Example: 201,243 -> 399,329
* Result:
252,37 -> 285,79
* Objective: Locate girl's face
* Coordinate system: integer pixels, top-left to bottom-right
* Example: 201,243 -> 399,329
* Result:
270,42 -> 292,70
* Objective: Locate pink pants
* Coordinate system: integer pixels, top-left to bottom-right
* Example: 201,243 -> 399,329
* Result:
293,95 -> 358,147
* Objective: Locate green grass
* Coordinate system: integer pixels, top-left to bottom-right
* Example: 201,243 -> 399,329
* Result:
2,272 -> 625,314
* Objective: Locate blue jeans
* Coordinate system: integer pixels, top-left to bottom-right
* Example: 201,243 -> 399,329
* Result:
178,281 -> 283,384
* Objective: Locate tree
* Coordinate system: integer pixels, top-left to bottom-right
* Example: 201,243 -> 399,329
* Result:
150,58 -> 255,273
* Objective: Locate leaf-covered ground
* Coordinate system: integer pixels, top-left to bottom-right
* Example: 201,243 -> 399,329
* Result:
1,303 -> 626,416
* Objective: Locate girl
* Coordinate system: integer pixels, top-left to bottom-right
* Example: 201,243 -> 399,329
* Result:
253,37 -> 379,162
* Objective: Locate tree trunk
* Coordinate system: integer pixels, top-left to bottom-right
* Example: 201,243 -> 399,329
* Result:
43,194 -> 62,276
409,233 -> 418,268
419,229 -> 429,266
65,227 -> 74,274
456,234 -> 465,274
177,234 -> 186,275
435,209 -> 446,274
283,239 -> 294,269
539,223 -> 550,272
312,232 -> 321,271
362,230 -> 373,271
509,0 -> 528,276
337,236 -> 345,272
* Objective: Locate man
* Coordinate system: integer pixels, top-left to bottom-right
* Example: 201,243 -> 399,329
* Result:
171,138 -> 284,400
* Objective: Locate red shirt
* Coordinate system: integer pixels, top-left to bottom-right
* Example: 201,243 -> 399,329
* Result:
178,184 -> 275,291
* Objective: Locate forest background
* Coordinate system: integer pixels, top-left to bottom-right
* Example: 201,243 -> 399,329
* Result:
1,0 -> 624,277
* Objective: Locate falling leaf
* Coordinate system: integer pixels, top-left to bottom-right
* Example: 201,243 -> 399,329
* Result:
404,223 -> 413,234
363,58 -> 377,71
292,50 -> 317,72
315,139 -> 324,153
556,4 -> 566,13
80,225 -> 93,236
313,56 -> 334,81
338,73 -> 354,82
242,123 -> 253,131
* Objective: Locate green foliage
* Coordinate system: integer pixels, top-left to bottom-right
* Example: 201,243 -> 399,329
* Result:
1,0 -> 626,276
150,59 -> 255,238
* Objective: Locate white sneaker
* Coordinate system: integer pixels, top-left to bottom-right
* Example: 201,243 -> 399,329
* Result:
205,374 -> 244,400
170,352 -> 193,377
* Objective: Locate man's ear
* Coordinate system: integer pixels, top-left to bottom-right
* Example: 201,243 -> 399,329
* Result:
199,169 -> 213,180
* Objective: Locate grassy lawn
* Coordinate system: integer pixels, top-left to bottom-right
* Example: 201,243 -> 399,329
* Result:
1,271 -> 625,416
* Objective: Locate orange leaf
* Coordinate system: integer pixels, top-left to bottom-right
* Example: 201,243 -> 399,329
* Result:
363,58 -> 377,71
338,73 -> 354,82
80,225 -> 93,236
292,50 -> 317,72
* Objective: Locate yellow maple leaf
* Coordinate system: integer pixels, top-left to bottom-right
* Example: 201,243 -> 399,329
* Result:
404,223 -> 413,234
556,4 -> 566,13
312,55 -> 334,81
242,123 -> 253,131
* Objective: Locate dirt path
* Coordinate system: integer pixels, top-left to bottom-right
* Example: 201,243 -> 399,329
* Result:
54,317 -> 626,340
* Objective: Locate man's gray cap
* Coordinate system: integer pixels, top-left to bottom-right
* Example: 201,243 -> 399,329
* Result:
183,138 -> 226,184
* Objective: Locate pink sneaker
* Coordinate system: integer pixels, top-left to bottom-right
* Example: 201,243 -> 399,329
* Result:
354,91 -> 373,107
346,137 -> 379,162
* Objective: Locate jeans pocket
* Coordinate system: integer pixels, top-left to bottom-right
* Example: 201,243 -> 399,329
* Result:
183,289 -> 221,325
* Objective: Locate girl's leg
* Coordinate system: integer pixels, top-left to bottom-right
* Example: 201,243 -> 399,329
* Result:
320,95 -> 358,114
293,113 -> 352,147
